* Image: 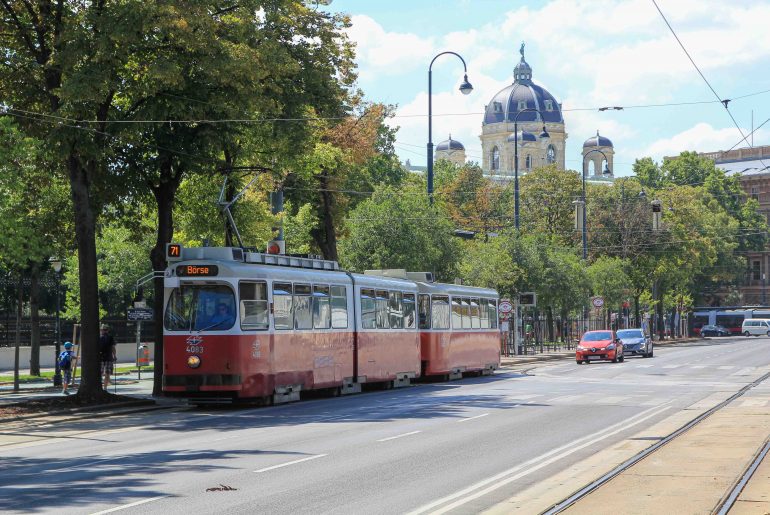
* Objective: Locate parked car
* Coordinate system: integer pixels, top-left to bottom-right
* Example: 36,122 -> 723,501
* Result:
700,324 -> 730,337
741,319 -> 770,337
576,330 -> 624,364
616,328 -> 653,357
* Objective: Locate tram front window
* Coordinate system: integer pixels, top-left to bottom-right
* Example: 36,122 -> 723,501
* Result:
164,285 -> 236,331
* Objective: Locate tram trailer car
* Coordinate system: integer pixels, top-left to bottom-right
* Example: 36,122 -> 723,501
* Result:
162,246 -> 500,404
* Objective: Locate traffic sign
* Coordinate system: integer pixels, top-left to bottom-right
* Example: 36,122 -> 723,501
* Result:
499,300 -> 513,314
592,297 -> 605,308
128,308 -> 154,321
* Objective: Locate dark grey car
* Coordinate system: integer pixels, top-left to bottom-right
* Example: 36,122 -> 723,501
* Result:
616,328 -> 653,358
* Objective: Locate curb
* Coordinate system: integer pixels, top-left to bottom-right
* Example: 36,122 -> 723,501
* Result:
1,398 -> 162,424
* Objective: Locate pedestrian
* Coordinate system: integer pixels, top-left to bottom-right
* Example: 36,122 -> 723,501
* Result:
58,341 -> 75,395
99,324 -> 116,389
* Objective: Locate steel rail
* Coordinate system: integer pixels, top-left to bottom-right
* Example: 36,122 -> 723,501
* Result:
542,370 -> 770,514
715,439 -> 770,515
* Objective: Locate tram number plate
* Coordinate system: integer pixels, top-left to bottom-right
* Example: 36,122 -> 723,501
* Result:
186,345 -> 204,354
587,355 -> 600,361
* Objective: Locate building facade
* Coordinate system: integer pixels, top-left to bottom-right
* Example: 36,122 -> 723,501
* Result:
703,145 -> 770,305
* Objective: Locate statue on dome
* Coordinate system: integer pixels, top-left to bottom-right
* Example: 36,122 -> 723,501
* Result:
520,41 -> 525,58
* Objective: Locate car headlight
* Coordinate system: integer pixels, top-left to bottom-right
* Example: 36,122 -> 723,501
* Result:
187,355 -> 201,369
606,344 -> 616,350
576,345 -> 585,351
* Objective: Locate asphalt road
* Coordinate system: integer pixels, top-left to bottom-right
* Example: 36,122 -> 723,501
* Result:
1,336 -> 768,515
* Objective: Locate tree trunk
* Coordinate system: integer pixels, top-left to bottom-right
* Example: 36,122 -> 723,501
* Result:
150,171 -> 181,397
546,306 -> 554,343
13,275 -> 22,392
311,171 -> 338,261
634,295 -> 640,328
29,265 -> 41,376
69,155 -> 104,401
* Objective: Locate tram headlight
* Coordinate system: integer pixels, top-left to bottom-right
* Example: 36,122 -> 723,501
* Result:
187,355 -> 201,369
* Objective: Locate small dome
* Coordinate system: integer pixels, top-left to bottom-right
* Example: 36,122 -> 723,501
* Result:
507,130 -> 537,143
436,135 -> 465,151
583,130 -> 613,148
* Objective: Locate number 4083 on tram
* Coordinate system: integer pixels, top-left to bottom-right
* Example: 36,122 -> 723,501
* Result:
161,245 -> 501,405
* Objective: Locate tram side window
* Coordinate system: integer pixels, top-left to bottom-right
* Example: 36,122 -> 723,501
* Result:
451,297 -> 462,329
389,291 -> 403,329
312,284 -> 331,329
294,284 -> 312,330
273,282 -> 293,330
470,298 -> 480,329
432,295 -> 451,330
239,281 -> 268,330
331,285 -> 348,329
418,294 -> 431,329
376,290 -> 390,329
403,293 -> 416,329
461,298 -> 471,329
361,289 -> 376,329
480,299 -> 490,329
489,300 -> 498,329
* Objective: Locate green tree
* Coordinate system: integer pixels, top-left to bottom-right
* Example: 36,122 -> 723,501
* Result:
339,185 -> 460,280
520,165 -> 582,244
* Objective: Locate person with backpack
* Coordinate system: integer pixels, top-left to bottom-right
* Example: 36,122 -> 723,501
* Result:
99,324 -> 117,389
58,341 -> 75,395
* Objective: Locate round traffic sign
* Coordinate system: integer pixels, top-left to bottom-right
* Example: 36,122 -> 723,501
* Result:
499,300 -> 513,314
592,297 -> 604,308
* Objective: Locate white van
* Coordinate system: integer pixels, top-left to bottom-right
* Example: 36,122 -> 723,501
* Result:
741,319 -> 770,336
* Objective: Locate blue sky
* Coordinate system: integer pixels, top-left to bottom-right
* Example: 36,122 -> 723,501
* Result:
325,0 -> 770,176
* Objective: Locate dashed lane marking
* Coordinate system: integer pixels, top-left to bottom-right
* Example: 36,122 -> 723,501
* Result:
377,431 -> 422,442
90,495 -> 169,514
457,414 -> 489,423
254,454 -> 328,473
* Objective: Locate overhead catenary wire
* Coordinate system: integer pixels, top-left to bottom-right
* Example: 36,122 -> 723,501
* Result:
650,0 -> 767,169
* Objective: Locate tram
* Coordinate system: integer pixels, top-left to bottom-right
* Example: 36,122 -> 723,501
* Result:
161,245 -> 500,404
690,306 -> 770,335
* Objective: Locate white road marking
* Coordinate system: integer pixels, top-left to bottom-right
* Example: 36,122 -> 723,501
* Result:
457,414 -> 489,423
662,365 -> 680,369
254,454 -> 328,473
48,456 -> 123,473
548,395 -> 581,403
377,431 -> 422,442
718,365 -> 735,370
692,365 -> 707,369
90,495 -> 168,514
406,403 -> 672,515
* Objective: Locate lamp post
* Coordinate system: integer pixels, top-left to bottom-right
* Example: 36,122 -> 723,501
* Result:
763,273 -> 767,306
577,149 -> 611,260
49,258 -> 63,387
427,52 -> 473,204
513,108 -> 550,229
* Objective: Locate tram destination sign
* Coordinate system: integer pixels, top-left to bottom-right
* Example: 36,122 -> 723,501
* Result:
176,264 -> 219,277
127,308 -> 154,321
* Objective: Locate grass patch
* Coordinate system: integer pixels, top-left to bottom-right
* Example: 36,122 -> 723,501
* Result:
0,365 -> 154,383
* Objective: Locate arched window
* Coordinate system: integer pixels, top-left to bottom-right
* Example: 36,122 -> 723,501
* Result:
546,144 -> 556,164
525,155 -> 532,171
491,146 -> 500,171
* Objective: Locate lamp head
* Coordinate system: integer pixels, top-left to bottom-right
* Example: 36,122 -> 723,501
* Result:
49,257 -> 62,273
603,164 -> 611,176
638,190 -> 647,199
539,125 -> 550,139
459,74 -> 473,95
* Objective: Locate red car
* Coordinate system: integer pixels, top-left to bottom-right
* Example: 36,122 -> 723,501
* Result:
576,330 -> 624,364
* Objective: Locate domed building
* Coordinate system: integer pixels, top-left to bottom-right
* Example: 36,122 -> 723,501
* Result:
582,130 -> 614,179
435,134 -> 467,166
480,44 -> 566,176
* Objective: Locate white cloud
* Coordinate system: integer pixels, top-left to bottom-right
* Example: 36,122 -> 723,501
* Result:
640,122 -> 769,160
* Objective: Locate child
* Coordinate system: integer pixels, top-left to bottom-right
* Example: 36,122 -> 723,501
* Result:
59,341 -> 75,395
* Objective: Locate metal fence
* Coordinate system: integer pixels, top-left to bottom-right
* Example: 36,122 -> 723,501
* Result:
0,316 -> 155,347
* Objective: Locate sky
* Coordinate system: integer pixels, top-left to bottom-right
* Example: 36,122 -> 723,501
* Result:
324,0 -> 770,176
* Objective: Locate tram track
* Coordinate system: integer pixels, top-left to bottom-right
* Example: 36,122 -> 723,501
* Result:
541,370 -> 770,515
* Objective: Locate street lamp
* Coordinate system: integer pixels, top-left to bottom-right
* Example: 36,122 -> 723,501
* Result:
763,273 -> 767,306
49,258 -> 63,387
427,51 -> 473,204
513,108 -> 550,229
576,149 -> 611,260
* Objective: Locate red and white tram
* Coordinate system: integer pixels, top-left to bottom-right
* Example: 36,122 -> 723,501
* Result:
161,245 -> 500,404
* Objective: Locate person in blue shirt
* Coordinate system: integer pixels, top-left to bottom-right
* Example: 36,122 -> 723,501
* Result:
58,341 -> 75,395
207,303 -> 235,329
